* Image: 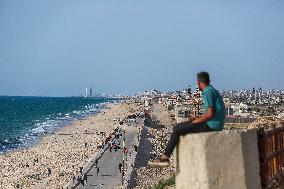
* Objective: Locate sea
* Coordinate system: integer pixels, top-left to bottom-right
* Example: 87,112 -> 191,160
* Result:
0,96 -> 116,153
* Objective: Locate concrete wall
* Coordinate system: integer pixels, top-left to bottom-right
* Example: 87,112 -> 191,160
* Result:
175,129 -> 261,189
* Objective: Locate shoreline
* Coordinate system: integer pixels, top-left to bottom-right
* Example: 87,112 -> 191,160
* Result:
0,101 -> 137,189
0,102 -> 111,156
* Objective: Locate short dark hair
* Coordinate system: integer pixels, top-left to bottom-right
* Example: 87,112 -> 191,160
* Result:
197,72 -> 210,85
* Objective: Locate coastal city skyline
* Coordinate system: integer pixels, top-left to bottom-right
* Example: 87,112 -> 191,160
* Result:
0,86 -> 283,98
1,0 -> 284,96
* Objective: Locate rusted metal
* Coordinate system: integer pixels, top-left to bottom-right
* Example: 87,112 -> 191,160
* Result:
258,123 -> 284,188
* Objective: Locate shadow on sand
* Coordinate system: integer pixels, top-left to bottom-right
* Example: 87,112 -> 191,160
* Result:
127,116 -> 164,188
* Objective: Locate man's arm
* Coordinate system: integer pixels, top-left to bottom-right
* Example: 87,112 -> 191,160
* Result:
191,107 -> 215,125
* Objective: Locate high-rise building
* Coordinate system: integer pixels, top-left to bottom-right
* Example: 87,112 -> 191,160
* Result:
89,87 -> 93,97
85,88 -> 88,98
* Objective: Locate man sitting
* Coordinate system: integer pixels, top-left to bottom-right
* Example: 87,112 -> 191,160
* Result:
149,71 -> 225,167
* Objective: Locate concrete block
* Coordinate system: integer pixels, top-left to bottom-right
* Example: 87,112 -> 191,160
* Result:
175,129 -> 261,189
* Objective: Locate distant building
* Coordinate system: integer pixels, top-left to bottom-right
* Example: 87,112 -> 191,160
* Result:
85,88 -> 88,98
226,107 -> 234,116
84,87 -> 94,98
89,87 -> 93,97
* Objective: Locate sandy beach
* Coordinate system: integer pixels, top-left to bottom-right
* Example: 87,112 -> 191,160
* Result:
0,102 -> 138,189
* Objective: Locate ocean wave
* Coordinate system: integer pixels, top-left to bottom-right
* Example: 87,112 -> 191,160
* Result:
0,100 -> 113,153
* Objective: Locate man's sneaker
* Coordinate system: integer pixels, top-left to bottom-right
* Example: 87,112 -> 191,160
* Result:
148,158 -> 170,168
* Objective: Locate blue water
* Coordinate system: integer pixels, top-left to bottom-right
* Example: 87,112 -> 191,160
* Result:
0,96 -> 116,152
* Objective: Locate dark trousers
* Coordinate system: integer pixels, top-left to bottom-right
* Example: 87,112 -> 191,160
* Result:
164,122 -> 214,157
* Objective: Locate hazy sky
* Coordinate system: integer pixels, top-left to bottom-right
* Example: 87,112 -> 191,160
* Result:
0,0 -> 283,96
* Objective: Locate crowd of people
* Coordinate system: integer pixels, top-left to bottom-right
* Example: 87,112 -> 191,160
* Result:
70,111 -> 142,188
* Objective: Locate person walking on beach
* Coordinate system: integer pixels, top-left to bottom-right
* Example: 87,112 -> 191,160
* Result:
47,167 -> 52,176
133,144 -> 138,152
119,162 -> 123,173
114,143 -> 119,152
83,174 -> 88,185
96,167 -> 100,175
149,72 -> 225,167
123,147 -> 128,154
95,159 -> 98,168
108,142 -> 112,152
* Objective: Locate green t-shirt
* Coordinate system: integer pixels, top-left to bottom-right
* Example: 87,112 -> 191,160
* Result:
202,85 -> 225,131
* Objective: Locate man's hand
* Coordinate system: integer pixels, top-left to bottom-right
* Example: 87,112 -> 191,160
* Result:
188,114 -> 197,122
